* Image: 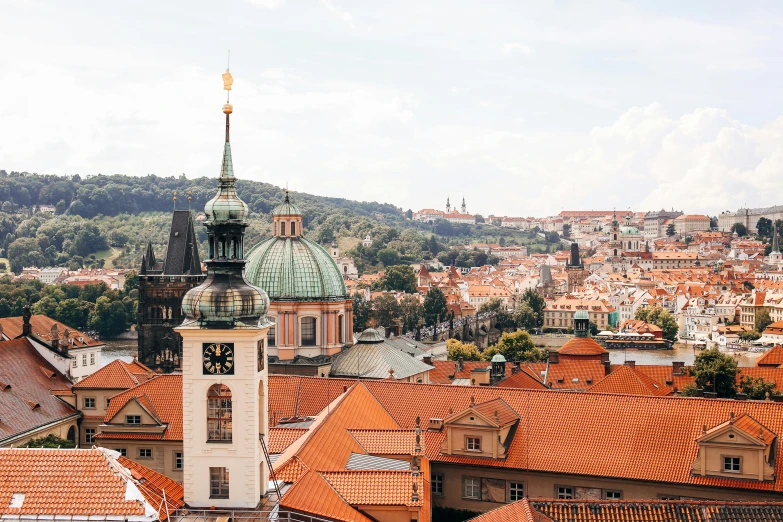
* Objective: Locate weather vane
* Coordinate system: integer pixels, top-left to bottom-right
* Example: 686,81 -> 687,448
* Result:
222,50 -> 233,102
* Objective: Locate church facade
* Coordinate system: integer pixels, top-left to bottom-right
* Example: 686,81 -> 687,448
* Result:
137,211 -> 204,372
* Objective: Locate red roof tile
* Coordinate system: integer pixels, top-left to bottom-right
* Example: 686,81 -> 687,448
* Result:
0,315 -> 102,349
280,469 -> 373,522
588,365 -> 673,396
321,470 -> 425,507
468,499 -> 552,522
757,345 -> 783,367
558,337 -> 608,356
117,456 -> 184,520
268,428 -> 308,453
74,359 -> 148,390
348,429 -> 421,455
104,375 -> 182,441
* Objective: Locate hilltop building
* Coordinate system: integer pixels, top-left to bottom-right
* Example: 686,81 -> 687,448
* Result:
137,210 -> 204,372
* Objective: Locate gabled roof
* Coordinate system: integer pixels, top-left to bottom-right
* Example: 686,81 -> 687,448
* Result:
472,397 -> 519,427
103,375 -> 182,441
320,470 -> 425,507
0,315 -> 102,349
468,499 -> 552,522
700,413 -> 776,448
73,359 -> 151,390
330,338 -> 433,380
558,337 -> 608,356
0,339 -> 76,444
280,469 -> 373,522
757,345 -> 783,367
268,427 -> 309,453
117,456 -> 184,520
349,429 -> 420,455
0,448 -> 171,520
588,365 -> 673,396
495,368 -> 548,390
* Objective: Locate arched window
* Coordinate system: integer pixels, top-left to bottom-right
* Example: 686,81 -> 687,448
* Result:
66,426 -> 76,444
268,325 -> 276,347
281,222 -> 286,236
301,317 -> 316,346
207,384 -> 232,442
338,315 -> 344,344
274,222 -> 277,236
291,221 -> 296,236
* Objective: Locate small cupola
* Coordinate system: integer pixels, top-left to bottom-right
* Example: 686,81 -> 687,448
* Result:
573,309 -> 589,337
271,191 -> 304,238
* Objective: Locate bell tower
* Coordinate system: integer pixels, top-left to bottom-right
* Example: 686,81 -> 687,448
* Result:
175,68 -> 272,509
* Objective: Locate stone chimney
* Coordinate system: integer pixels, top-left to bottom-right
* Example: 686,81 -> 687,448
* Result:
624,360 -> 636,368
457,357 -> 464,372
22,305 -> 32,337
49,324 -> 59,353
603,360 -> 612,376
672,361 -> 685,376
422,355 -> 432,365
548,352 -> 560,364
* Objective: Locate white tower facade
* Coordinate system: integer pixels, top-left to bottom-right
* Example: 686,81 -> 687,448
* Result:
176,69 -> 272,509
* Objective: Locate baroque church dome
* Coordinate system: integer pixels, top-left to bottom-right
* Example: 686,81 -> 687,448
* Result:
244,193 -> 348,301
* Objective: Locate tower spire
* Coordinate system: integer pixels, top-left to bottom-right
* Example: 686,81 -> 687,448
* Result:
773,221 -> 780,254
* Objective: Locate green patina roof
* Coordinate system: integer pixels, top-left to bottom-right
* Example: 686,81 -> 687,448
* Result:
204,142 -> 251,222
574,310 -> 589,320
245,236 -> 348,300
620,225 -> 640,235
271,196 -> 303,216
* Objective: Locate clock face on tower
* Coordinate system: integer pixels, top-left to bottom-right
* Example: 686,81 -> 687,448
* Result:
203,343 -> 235,375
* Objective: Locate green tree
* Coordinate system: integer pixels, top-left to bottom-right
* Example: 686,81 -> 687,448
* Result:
377,248 -> 401,267
22,434 -> 75,449
372,294 -> 401,329
31,296 -> 58,318
80,282 -> 108,303
479,298 -> 513,329
739,375 -> 777,400
399,295 -> 423,334
488,330 -> 547,362
423,287 -> 448,327
352,292 -> 372,332
124,271 -> 139,292
666,223 -> 676,237
562,224 -> 571,239
731,223 -> 748,237
755,309 -> 773,333
520,288 -> 545,328
739,330 -> 762,341
7,237 -> 45,273
55,298 -> 93,330
635,306 -> 679,341
512,302 -> 538,331
88,296 -> 128,337
689,348 -> 739,398
446,339 -> 482,361
375,265 -> 417,293
757,217 -> 773,238
405,209 -> 413,220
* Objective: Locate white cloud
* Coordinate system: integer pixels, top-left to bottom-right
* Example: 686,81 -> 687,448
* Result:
502,42 -> 532,56
246,0 -> 285,8
320,0 -> 352,22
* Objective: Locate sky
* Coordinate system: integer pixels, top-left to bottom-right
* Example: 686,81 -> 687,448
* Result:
2,0 -> 783,218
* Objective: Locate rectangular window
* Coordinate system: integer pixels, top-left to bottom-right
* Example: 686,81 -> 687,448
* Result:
210,467 -> 230,499
72,358 -> 77,368
106,398 -> 111,408
82,354 -> 87,366
466,436 -> 481,451
557,486 -> 574,499
115,448 -> 127,457
174,452 -> 183,470
90,353 -> 95,365
604,490 -> 623,499
268,325 -> 276,347
509,482 -> 525,502
139,448 -> 152,458
126,415 -> 141,425
463,477 -> 480,499
300,317 -> 317,346
85,428 -> 96,444
431,473 -> 443,496
723,456 -> 741,473
83,397 -> 95,409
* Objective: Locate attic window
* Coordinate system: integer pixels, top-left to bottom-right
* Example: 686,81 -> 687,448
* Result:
8,493 -> 24,509
572,378 -> 579,383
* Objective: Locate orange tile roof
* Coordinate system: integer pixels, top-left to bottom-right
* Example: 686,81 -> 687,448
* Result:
104,375 -> 182,441
268,427 -> 308,453
757,345 -> 783,367
0,315 -> 102,349
468,499 -> 552,522
268,375 -> 356,425
280,469 -> 373,522
0,338 -> 77,443
558,337 -> 608,356
588,365 -> 673,396
74,359 -> 150,390
117,456 -> 184,520
494,367 -> 548,390
348,429 -> 420,455
320,470 -> 424,507
472,397 -> 519,427
701,413 -> 776,448
529,499 -> 783,521
0,448 -> 162,518
521,360 -> 608,390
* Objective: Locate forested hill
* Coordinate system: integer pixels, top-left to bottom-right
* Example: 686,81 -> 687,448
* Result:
0,170 -> 404,221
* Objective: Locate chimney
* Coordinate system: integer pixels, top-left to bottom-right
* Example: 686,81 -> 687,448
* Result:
50,324 -> 59,353
548,352 -> 560,364
22,305 -> 32,337
603,360 -> 612,376
511,366 -> 518,375
457,357 -> 464,372
423,355 -> 432,365
672,361 -> 685,376
601,352 -> 610,363
624,360 -> 636,368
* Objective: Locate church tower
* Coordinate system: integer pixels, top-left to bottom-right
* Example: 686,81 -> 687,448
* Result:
608,209 -> 622,261
446,196 -> 451,213
461,196 -> 466,214
175,69 -> 272,509
566,242 -> 585,292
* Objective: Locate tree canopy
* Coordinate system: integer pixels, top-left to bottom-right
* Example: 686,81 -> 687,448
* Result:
635,306 -> 679,341
688,348 -> 739,398
485,330 -> 547,363
423,287 -> 448,327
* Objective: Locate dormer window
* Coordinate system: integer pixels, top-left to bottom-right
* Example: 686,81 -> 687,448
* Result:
466,436 -> 481,451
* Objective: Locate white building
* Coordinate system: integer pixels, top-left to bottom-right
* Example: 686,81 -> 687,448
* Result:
37,267 -> 67,284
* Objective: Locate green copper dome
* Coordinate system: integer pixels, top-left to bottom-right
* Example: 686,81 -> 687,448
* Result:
620,225 -> 640,235
271,193 -> 302,216
245,237 -> 348,300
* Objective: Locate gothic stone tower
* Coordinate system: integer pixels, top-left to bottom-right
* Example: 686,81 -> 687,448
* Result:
176,71 -> 272,509
138,211 -> 204,372
566,242 -> 585,292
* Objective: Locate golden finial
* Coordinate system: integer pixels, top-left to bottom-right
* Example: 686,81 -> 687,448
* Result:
223,50 -> 233,114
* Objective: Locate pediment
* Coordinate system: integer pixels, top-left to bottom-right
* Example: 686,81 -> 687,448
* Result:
107,396 -> 163,426
698,424 -> 768,448
444,407 -> 498,428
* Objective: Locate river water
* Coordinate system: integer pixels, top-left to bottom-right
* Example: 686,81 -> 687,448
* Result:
101,339 -> 138,367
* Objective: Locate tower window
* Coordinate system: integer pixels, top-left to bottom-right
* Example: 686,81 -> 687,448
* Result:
274,222 -> 277,235
207,384 -> 232,442
281,222 -> 286,236
301,317 -> 317,346
291,221 -> 296,235
209,467 -> 230,499
338,315 -> 344,344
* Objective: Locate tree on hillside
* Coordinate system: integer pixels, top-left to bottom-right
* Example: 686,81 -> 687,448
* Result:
7,237 -> 44,273
635,306 -> 678,341
377,248 -> 401,267
352,292 -> 372,331
755,309 -> 773,333
486,330 -> 547,363
757,217 -> 773,238
423,287 -> 447,327
731,223 -> 748,237
446,339 -> 482,361
371,294 -> 401,330
739,375 -> 777,400
666,223 -> 676,236
689,348 -> 739,398
374,265 -> 417,294
405,209 -> 413,220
